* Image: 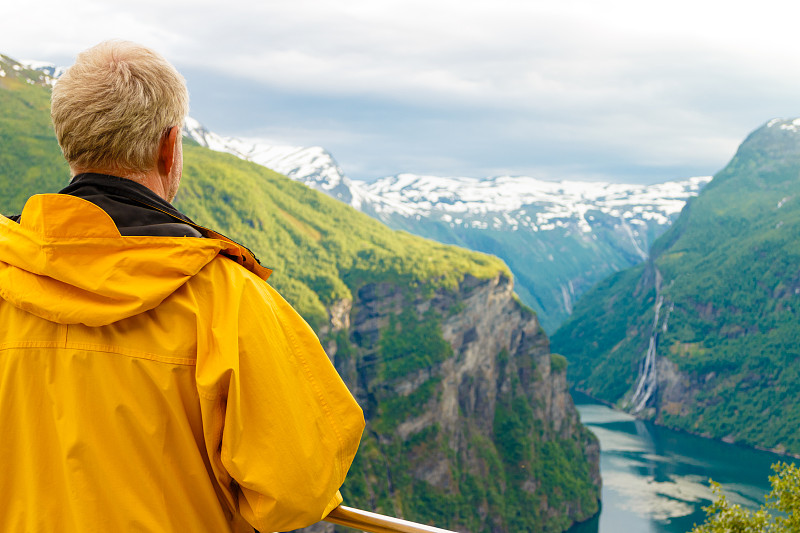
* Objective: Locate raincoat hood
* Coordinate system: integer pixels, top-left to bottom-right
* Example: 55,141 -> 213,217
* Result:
0,193 -> 269,326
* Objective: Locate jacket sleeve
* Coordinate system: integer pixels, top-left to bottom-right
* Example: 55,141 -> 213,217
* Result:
195,267 -> 365,532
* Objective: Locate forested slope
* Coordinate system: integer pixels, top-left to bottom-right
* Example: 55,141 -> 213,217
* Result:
553,118 -> 800,455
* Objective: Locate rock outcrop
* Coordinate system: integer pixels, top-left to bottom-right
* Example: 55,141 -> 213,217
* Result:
310,273 -> 601,532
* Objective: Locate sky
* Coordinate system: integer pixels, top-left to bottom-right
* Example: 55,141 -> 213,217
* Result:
3,0 -> 800,183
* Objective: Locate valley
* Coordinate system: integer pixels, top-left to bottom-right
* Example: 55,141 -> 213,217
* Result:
552,117 -> 800,456
8,52 -> 800,531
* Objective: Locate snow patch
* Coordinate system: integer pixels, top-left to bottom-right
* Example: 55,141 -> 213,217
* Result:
18,59 -> 66,86
777,118 -> 800,133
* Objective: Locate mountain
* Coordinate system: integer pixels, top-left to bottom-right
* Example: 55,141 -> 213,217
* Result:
552,118 -> 800,456
182,117 -> 356,204
355,173 -> 709,333
3,53 -> 600,532
182,120 -> 709,332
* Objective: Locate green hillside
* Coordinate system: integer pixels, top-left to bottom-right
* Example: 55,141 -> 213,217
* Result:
177,146 -> 511,330
0,56 -> 70,204
552,118 -> 800,454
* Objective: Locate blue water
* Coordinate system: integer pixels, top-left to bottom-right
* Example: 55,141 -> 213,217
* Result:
568,391 -> 798,533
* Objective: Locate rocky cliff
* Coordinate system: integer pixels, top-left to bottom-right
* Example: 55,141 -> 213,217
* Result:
312,273 -> 601,532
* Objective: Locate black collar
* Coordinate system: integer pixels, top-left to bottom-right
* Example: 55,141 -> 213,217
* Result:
56,173 -> 202,237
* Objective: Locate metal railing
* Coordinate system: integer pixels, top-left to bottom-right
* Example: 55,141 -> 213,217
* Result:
324,505 -> 459,533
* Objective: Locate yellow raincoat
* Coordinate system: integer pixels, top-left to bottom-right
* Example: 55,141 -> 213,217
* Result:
0,193 -> 364,532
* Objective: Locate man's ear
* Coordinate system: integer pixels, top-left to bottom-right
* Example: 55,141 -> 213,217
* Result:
158,126 -> 179,177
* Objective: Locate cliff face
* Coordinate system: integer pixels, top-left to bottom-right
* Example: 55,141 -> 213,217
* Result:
315,273 -> 601,533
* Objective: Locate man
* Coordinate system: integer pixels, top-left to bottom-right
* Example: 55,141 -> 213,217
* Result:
0,40 -> 364,532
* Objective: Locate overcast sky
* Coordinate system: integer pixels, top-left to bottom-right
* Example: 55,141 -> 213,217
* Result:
3,0 -> 800,183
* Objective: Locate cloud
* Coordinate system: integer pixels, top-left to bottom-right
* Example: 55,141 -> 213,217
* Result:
3,0 -> 799,181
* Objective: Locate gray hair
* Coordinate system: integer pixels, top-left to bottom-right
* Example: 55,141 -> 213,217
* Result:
51,40 -> 189,174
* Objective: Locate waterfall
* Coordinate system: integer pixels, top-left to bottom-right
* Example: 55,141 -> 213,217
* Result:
629,267 -> 663,413
619,218 -> 649,262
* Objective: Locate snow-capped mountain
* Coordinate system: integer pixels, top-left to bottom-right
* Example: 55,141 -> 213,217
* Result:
19,60 -> 66,83
183,117 -> 706,253
183,117 -> 355,203
360,174 -> 707,252
358,173 -> 709,331
20,57 -> 708,330
183,116 -> 709,331
0,56 -> 63,87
